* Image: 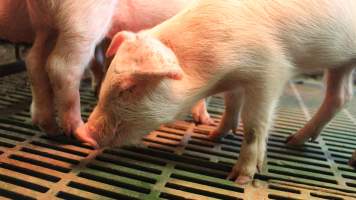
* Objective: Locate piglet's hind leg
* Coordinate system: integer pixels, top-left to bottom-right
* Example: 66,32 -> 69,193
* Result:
287,65 -> 355,146
27,31 -> 58,136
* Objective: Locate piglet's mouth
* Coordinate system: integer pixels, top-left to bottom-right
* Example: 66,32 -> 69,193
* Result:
75,124 -> 100,149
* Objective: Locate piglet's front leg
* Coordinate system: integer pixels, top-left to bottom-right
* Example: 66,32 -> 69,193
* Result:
27,31 -> 59,136
47,35 -> 96,135
210,90 -> 244,141
228,81 -> 283,184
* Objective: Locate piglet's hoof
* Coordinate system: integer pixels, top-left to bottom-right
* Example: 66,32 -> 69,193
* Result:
42,125 -> 61,137
191,100 -> 214,125
209,129 -> 229,141
33,119 -> 61,137
60,116 -> 84,138
192,111 -> 214,125
227,171 -> 252,185
227,163 -> 257,185
349,150 -> 356,168
286,133 -> 307,147
31,111 -> 60,136
286,126 -> 322,147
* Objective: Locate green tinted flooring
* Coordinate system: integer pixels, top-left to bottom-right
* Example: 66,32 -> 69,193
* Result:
0,73 -> 355,200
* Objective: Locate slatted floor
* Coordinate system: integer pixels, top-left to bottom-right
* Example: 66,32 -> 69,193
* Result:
0,72 -> 355,200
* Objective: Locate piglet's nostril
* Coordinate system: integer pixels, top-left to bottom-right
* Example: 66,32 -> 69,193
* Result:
75,124 -> 100,149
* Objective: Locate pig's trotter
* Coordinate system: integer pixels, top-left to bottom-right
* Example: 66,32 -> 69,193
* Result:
191,99 -> 214,125
60,111 -> 84,137
286,128 -> 313,147
209,119 -> 238,141
31,102 -> 60,136
227,146 -> 265,184
227,159 -> 256,185
286,128 -> 320,147
209,129 -> 230,141
227,136 -> 265,185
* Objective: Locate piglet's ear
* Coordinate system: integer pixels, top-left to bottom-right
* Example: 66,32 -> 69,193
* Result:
132,67 -> 183,80
130,43 -> 184,81
113,36 -> 184,91
106,31 -> 135,57
117,65 -> 183,92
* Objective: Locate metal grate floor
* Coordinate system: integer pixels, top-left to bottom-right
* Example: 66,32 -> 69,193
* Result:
0,73 -> 355,200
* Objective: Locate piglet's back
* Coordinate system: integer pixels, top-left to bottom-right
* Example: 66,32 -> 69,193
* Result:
150,0 -> 356,73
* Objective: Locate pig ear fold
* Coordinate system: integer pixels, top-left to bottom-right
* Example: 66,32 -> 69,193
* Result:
132,67 -> 184,80
118,64 -> 184,91
130,47 -> 184,81
106,31 -> 135,57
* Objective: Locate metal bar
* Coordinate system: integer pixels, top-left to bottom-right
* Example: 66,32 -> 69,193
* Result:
0,61 -> 26,78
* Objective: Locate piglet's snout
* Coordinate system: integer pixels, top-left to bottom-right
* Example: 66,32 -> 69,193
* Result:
75,124 -> 100,149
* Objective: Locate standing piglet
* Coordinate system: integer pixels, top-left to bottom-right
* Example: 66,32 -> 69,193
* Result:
25,0 -> 197,137
0,0 -> 109,92
88,0 -> 212,126
76,0 -> 356,183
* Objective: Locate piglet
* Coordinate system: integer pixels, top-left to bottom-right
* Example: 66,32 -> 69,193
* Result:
88,0 -> 213,125
24,0 -> 201,137
77,0 -> 356,183
0,0 -> 109,95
